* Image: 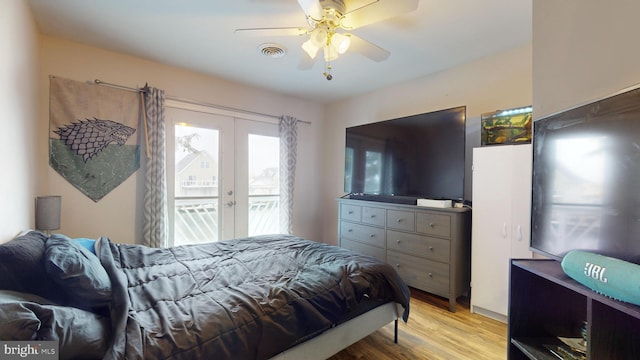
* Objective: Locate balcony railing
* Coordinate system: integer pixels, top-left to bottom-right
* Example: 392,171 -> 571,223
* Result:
174,198 -> 218,245
248,195 -> 280,236
174,195 -> 280,246
180,180 -> 217,188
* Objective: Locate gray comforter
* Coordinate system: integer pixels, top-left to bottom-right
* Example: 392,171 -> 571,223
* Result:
99,234 -> 411,360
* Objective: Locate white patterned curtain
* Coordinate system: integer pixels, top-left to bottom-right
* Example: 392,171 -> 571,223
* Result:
279,116 -> 299,234
142,87 -> 168,247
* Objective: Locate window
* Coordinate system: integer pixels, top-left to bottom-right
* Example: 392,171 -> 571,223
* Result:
248,134 -> 280,236
166,103 -> 281,246
173,123 -> 221,245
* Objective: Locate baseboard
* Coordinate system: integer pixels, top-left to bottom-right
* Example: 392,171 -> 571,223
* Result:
470,305 -> 507,324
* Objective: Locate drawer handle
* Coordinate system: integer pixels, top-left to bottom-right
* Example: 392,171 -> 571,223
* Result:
429,223 -> 435,228
396,240 -> 401,244
397,219 -> 403,223
370,214 -> 376,218
428,273 -> 433,278
348,229 -> 353,232
348,210 -> 354,214
395,264 -> 400,268
429,246 -> 434,251
369,234 -> 375,238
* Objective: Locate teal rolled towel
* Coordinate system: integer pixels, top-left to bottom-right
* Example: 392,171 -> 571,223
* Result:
561,250 -> 640,306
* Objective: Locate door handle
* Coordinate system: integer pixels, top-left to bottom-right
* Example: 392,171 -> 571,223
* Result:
517,224 -> 523,242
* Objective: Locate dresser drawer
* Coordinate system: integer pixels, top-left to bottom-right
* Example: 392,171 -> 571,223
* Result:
387,210 -> 415,232
340,204 -> 361,222
341,238 -> 385,261
416,213 -> 451,238
340,222 -> 385,248
387,251 -> 450,297
386,230 -> 450,262
362,206 -> 385,227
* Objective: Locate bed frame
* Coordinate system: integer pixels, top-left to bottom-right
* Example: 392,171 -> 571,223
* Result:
270,302 -> 404,360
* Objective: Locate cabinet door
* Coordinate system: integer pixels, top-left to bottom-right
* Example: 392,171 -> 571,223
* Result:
471,145 -> 532,319
509,145 -> 533,259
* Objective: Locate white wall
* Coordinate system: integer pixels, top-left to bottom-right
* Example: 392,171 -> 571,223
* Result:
0,0 -> 40,242
320,45 -> 533,245
38,36 -> 325,244
533,0 -> 640,118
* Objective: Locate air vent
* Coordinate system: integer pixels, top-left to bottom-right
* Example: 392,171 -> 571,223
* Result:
258,43 -> 287,58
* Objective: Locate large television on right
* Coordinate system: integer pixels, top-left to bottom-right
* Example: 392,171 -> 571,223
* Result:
531,85 -> 640,264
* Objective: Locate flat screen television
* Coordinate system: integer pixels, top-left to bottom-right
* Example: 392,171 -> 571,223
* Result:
344,106 -> 466,204
531,86 -> 640,264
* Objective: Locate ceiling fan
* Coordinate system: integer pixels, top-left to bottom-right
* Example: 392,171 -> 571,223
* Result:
235,0 -> 419,80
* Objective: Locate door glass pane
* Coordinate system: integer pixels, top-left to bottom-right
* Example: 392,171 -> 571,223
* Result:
174,124 -> 220,245
248,134 -> 279,236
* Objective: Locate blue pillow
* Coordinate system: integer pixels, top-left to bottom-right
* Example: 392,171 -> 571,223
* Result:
75,238 -> 97,255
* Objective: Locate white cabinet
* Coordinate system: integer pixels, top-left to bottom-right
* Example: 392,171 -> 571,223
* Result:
470,144 -> 533,322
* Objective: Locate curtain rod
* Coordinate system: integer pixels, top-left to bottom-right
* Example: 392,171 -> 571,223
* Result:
93,79 -> 311,125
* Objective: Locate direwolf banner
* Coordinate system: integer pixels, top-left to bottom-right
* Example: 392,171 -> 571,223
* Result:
49,76 -> 140,202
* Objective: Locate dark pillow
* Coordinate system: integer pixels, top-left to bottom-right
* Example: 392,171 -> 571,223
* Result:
0,290 -> 41,340
0,231 -> 67,304
0,290 -> 110,359
45,235 -> 112,312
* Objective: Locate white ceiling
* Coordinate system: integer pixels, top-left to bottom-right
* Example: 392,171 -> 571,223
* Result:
27,0 -> 532,104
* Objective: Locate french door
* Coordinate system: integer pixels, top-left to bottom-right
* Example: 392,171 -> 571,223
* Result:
166,102 -> 280,246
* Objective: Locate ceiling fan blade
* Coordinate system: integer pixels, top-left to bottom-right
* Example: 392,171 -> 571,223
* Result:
298,52 -> 319,70
341,0 -> 419,29
347,34 -> 390,62
234,27 -> 308,37
297,0 -> 323,21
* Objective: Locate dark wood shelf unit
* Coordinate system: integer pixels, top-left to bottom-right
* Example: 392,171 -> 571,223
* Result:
511,337 -> 565,360
508,259 -> 640,359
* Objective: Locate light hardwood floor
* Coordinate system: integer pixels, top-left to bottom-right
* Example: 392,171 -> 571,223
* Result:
329,289 -> 508,360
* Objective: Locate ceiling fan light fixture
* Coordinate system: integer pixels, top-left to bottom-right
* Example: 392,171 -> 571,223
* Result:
310,28 -> 327,47
302,39 -> 320,59
331,33 -> 350,54
323,45 -> 338,62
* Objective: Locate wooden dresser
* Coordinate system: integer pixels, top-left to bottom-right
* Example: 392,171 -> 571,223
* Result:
338,198 -> 471,312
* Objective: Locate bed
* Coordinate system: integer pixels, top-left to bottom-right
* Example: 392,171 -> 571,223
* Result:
0,231 -> 410,359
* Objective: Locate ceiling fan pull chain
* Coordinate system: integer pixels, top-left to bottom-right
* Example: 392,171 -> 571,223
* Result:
323,62 -> 333,81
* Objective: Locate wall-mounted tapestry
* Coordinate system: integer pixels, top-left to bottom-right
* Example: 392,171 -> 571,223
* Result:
49,76 -> 141,202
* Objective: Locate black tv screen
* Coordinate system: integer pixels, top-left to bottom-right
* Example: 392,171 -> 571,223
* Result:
344,106 -> 466,201
531,86 -> 640,263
